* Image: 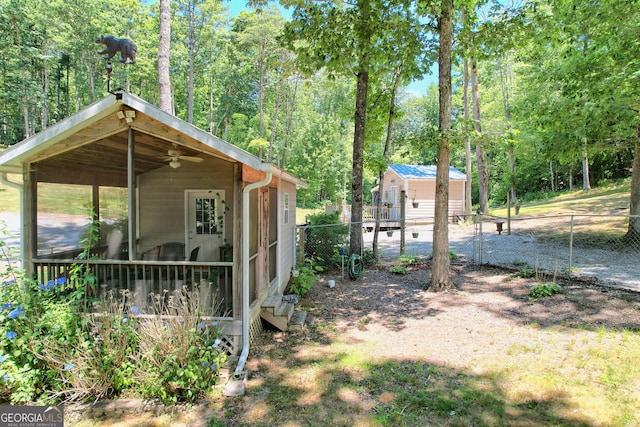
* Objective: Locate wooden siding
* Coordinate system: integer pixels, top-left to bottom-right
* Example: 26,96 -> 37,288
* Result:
378,171 -> 466,222
278,180 -> 296,293
137,157 -> 235,259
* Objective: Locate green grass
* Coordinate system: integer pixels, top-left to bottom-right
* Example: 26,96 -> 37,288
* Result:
0,181 -> 20,212
200,326 -> 640,426
1,181 -> 129,218
490,183 -> 630,217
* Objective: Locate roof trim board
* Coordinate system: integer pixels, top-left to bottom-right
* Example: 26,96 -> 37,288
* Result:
0,91 -> 308,188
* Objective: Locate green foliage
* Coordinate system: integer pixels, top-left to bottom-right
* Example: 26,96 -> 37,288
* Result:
518,269 -> 535,278
430,250 -> 459,261
389,265 -> 409,275
304,211 -> 349,270
528,283 -> 563,301
0,219 -> 225,404
398,254 -> 420,265
289,258 -> 322,297
361,249 -> 377,266
126,289 -> 226,404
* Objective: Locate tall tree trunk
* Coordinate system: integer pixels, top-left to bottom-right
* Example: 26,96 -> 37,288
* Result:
348,0 -> 371,257
509,146 -> 516,202
209,71 -> 215,133
187,21 -> 196,123
268,75 -> 283,163
471,57 -> 488,213
15,25 -> 30,138
42,51 -> 49,130
350,65 -> 367,257
498,54 -> 516,204
258,40 -> 267,138
281,77 -> 299,169
568,164 -> 572,191
429,0 -> 454,292
373,62 -> 403,263
463,57 -> 472,216
582,138 -> 591,191
158,0 -> 172,114
625,117 -> 640,242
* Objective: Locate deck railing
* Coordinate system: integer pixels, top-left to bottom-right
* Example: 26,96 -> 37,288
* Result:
32,259 -> 233,317
325,205 -> 402,225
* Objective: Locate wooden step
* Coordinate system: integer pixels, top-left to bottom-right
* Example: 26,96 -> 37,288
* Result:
260,294 -> 307,332
261,300 -> 293,331
261,295 -> 283,315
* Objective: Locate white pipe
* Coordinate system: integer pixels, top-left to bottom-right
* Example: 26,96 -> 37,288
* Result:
235,171 -> 272,377
1,173 -> 25,270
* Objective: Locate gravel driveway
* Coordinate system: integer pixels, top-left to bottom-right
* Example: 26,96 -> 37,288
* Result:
367,222 -> 640,291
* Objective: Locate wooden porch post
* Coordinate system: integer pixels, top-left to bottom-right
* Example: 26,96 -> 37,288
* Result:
23,164 -> 37,276
233,163 -> 242,320
127,128 -> 137,260
92,184 -> 100,238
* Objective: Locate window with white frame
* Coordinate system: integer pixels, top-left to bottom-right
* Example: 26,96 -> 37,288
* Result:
283,193 -> 290,224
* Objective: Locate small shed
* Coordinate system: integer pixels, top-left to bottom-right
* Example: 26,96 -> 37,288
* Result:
373,164 -> 467,223
0,91 -> 308,364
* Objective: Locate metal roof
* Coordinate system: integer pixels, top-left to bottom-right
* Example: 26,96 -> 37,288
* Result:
389,164 -> 467,181
0,91 -> 308,188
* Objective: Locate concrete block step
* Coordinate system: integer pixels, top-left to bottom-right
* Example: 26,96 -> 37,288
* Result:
288,310 -> 308,332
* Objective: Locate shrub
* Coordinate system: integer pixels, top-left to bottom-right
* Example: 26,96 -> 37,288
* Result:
126,288 -> 226,403
289,258 -> 323,297
303,212 -> 348,269
0,218 -> 226,404
518,269 -> 535,278
389,265 -> 409,275
529,283 -> 563,300
362,249 -> 376,266
398,254 -> 420,265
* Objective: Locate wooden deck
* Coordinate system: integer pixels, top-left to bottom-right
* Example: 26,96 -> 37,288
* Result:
326,205 -> 403,228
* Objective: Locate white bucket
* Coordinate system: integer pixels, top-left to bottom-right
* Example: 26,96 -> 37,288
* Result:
328,280 -> 335,288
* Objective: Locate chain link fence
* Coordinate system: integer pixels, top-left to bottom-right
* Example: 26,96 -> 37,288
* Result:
297,214 -> 640,290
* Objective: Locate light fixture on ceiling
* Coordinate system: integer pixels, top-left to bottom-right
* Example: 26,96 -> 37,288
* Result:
163,144 -> 204,169
116,110 -> 136,123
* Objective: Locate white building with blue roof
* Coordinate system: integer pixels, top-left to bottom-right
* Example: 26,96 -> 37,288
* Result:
372,164 -> 467,223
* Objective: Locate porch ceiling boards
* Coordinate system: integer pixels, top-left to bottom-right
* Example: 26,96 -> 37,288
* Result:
31,111 -> 234,187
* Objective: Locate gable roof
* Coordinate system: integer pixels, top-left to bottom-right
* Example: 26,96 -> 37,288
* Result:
0,91 -> 307,188
389,164 -> 467,181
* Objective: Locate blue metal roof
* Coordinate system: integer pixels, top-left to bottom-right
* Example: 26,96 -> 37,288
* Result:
389,164 -> 467,180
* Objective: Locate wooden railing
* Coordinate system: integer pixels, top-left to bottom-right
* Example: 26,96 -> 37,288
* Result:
325,205 -> 402,224
32,259 -> 233,317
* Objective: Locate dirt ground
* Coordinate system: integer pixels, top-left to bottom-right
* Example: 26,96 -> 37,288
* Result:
210,262 -> 640,425
70,262 -> 640,426
279,262 -> 640,366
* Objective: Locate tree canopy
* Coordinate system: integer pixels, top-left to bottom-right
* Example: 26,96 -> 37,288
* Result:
1,0 -> 638,239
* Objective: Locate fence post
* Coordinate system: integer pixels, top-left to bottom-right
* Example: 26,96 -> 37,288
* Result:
400,190 -> 406,255
569,215 -> 574,277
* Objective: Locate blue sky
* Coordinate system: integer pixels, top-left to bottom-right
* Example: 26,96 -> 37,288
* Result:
226,0 -> 436,96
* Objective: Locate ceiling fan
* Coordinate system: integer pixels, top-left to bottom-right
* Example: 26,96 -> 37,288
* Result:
164,145 -> 204,169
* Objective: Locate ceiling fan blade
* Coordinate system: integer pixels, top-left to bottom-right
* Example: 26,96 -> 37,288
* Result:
180,156 -> 204,163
